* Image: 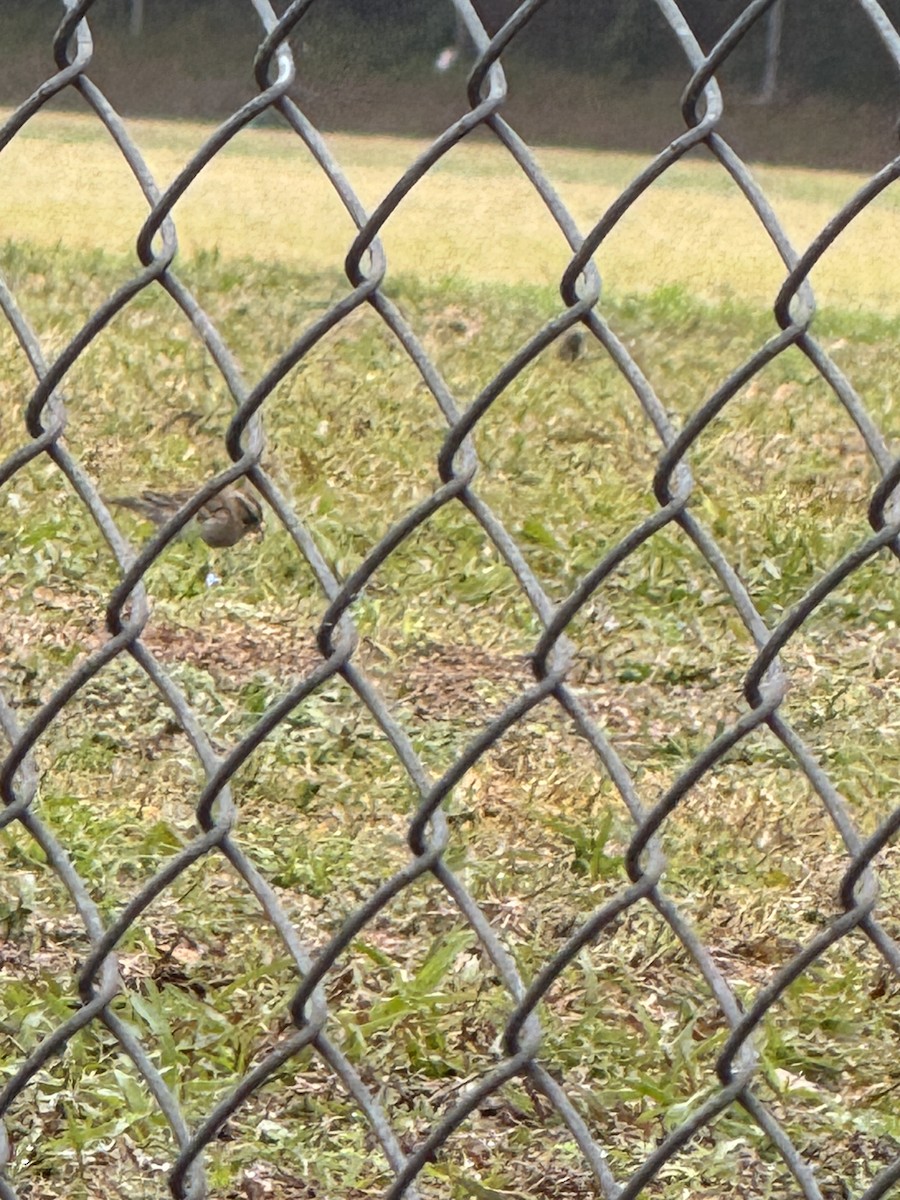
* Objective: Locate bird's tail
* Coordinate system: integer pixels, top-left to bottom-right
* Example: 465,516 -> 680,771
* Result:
106,493 -> 168,523
107,495 -> 143,513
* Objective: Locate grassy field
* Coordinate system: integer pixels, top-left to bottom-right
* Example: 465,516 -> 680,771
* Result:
1,112 -> 899,1200
4,110 -> 900,308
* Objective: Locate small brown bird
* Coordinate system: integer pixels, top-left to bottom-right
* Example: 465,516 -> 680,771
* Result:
557,329 -> 586,362
107,485 -> 264,548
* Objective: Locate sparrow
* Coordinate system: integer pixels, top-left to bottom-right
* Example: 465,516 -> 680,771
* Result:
557,329 -> 586,362
107,485 -> 264,548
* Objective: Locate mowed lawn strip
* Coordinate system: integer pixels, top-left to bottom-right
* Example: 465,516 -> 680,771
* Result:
2,108 -> 900,309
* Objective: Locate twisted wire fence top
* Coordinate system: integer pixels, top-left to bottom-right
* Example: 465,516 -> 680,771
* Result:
1,2 -> 899,1198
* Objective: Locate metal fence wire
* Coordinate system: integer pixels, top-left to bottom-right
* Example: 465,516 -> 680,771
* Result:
1,1 -> 900,1197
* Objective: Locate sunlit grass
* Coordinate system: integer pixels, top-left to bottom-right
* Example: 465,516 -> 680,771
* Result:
2,108 -> 900,310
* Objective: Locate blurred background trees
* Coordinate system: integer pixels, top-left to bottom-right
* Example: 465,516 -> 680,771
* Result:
2,0 -> 898,169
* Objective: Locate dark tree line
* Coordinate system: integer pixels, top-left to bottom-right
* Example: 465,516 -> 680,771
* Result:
7,0 -> 900,102
465,0 -> 900,101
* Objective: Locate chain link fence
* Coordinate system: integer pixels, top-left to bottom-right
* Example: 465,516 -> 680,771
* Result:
1,1 -> 899,1198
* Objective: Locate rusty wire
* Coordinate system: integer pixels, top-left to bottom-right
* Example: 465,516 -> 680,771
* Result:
1,1 -> 899,1198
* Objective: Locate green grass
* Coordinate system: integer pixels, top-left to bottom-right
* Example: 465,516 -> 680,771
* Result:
1,118 -> 899,1200
3,109 -> 900,309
